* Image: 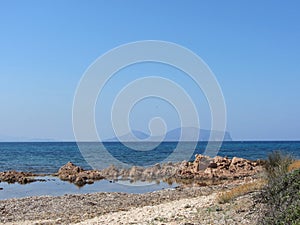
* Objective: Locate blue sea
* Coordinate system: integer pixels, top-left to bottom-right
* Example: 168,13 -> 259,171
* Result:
0,141 -> 300,199
0,141 -> 299,174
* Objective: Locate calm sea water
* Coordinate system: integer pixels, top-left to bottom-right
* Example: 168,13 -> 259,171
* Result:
0,141 -> 299,173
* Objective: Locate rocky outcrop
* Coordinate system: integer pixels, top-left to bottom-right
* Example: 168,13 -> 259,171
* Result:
98,155 -> 263,182
0,171 -> 38,184
57,162 -> 104,186
0,155 -> 264,186
177,154 -> 264,180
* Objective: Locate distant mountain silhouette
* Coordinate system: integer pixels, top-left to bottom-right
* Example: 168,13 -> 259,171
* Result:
106,130 -> 150,142
106,127 -> 232,142
165,127 -> 232,141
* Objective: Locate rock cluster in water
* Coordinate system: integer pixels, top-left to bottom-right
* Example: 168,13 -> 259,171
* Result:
0,155 -> 264,186
0,171 -> 38,184
55,154 -> 264,186
56,162 -> 105,186
97,154 -> 264,181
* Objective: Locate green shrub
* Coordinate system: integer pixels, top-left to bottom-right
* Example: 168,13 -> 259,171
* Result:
259,151 -> 300,225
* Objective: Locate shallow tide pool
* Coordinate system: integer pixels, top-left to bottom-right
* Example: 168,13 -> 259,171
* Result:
0,176 -> 177,200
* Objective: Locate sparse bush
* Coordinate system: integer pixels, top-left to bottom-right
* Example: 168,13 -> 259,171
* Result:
259,151 -> 300,225
264,150 -> 294,179
259,169 -> 300,225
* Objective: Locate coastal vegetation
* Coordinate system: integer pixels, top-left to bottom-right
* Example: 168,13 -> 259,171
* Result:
215,151 -> 300,225
259,151 -> 300,225
216,179 -> 266,204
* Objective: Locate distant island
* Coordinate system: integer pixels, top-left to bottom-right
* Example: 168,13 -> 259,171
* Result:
0,128 -> 232,142
106,127 -> 232,142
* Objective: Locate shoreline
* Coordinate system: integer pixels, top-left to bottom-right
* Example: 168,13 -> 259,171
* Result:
0,178 -> 263,224
0,154 -> 264,199
0,154 -> 265,185
0,155 -> 265,224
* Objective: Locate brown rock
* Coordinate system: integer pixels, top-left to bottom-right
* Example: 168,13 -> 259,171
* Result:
0,171 -> 37,184
231,157 -> 245,165
213,156 -> 225,163
193,154 -> 210,172
86,180 -> 94,184
57,162 -> 104,185
74,177 -> 86,186
208,162 -> 218,169
176,154 -> 263,181
101,165 -> 119,178
58,162 -> 83,177
129,166 -> 143,178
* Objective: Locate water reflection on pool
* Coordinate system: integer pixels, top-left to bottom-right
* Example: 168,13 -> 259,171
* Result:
0,176 -> 177,200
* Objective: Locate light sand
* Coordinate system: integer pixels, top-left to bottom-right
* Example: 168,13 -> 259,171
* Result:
74,193 -> 216,225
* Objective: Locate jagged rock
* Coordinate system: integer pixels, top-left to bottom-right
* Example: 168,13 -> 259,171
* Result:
58,162 -> 83,181
193,154 -> 210,172
101,165 -> 119,178
178,154 -> 263,180
86,179 -> 94,184
129,166 -> 143,178
119,168 -> 130,179
56,155 -> 263,185
204,168 -> 214,179
0,154 -> 264,187
142,167 -> 156,179
57,162 -> 104,186
231,157 -> 245,165
0,171 -> 37,184
208,162 -> 218,169
154,163 -> 161,170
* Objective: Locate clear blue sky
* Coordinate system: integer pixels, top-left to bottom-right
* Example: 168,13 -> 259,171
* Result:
0,0 -> 299,141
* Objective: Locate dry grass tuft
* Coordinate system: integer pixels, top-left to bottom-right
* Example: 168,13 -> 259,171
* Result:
217,179 -> 266,204
288,160 -> 300,172
264,150 -> 294,179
